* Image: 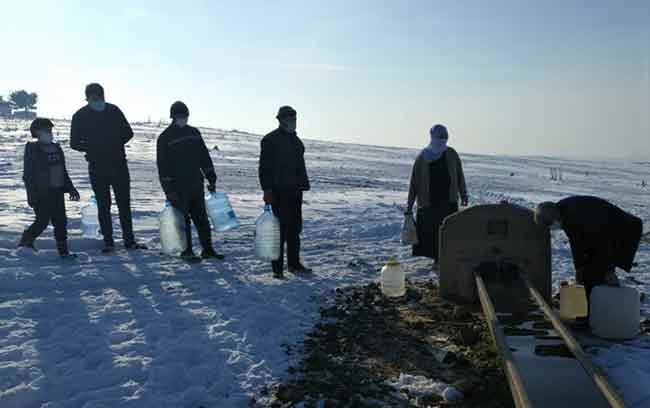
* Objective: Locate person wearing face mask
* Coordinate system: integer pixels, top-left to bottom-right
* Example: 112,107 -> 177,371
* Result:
259,106 -> 311,278
70,83 -> 146,253
19,118 -> 80,257
156,101 -> 223,260
535,197 -> 643,318
406,124 -> 468,268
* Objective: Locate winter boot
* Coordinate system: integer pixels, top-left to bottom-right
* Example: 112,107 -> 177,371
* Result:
125,241 -> 148,250
198,228 -> 224,260
289,263 -> 313,275
18,230 -> 36,250
57,240 -> 77,259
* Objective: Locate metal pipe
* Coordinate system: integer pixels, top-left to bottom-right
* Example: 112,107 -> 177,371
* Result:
521,274 -> 627,408
475,274 -> 534,408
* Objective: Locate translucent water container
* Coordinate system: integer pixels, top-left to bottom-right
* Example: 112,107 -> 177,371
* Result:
159,201 -> 187,256
81,196 -> 100,238
381,257 -> 405,297
559,282 -> 588,320
255,205 -> 281,261
205,191 -> 240,232
590,285 -> 640,340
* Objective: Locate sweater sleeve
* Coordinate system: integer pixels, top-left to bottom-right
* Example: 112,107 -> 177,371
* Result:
406,157 -> 419,212
69,113 -> 87,152
60,146 -> 76,193
117,107 -> 134,145
156,135 -> 174,195
259,137 -> 274,192
198,131 -> 217,185
23,144 -> 34,193
455,152 -> 468,201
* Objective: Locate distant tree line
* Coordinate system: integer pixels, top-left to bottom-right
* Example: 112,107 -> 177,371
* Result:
0,90 -> 38,118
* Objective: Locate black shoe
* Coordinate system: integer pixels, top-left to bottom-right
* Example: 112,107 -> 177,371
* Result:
57,240 -> 77,258
289,263 -> 313,274
125,242 -> 148,250
18,231 -> 36,250
181,249 -> 202,262
102,245 -> 115,254
201,248 -> 225,260
273,270 -> 285,279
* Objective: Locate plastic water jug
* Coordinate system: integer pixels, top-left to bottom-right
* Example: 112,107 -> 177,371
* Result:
205,191 -> 240,232
81,196 -> 100,238
255,205 -> 281,261
590,285 -> 640,340
381,258 -> 406,297
159,202 -> 187,255
559,282 -> 588,320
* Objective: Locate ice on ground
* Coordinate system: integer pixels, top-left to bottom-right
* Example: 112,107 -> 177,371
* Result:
387,373 -> 463,403
0,118 -> 648,407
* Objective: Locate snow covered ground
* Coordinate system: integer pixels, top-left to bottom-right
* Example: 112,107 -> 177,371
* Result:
0,119 -> 648,407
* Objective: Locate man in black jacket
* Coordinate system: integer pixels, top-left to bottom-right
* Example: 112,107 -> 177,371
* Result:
535,196 -> 643,311
20,118 -> 80,257
70,83 -> 145,253
157,101 -> 223,260
259,106 -> 311,278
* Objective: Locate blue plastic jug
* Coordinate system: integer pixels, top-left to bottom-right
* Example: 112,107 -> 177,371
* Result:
81,196 -> 100,238
205,191 -> 240,232
255,205 -> 281,261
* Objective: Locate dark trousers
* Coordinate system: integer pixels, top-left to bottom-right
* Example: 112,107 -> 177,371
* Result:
576,250 -> 614,315
272,191 -> 303,272
26,189 -> 67,242
89,162 -> 134,246
413,202 -> 458,261
175,188 -> 212,252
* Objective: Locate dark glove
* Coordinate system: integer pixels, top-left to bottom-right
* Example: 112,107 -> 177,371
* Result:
69,189 -> 80,202
207,183 -> 216,193
263,190 -> 274,205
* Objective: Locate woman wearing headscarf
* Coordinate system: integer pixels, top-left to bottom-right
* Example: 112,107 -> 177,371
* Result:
406,124 -> 468,266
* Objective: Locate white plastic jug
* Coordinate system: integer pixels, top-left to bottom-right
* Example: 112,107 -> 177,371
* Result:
590,285 -> 640,340
381,258 -> 406,297
81,196 -> 100,238
159,202 -> 187,256
255,205 -> 281,261
205,191 -> 240,232
559,282 -> 588,320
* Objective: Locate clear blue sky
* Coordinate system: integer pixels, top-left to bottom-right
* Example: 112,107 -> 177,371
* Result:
1,1 -> 648,159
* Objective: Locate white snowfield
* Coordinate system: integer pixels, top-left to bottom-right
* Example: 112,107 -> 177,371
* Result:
0,119 -> 648,407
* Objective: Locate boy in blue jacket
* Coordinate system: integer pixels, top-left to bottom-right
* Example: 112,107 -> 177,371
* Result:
19,118 -> 80,257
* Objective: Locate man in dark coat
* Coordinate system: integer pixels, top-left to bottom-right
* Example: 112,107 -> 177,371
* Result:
156,101 -> 222,260
535,196 -> 643,310
20,118 -> 80,257
259,106 -> 311,278
70,83 -> 145,253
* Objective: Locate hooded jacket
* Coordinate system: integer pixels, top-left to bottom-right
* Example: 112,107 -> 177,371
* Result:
259,128 -> 310,192
23,142 -> 75,206
70,103 -> 133,168
156,124 -> 216,195
407,147 -> 467,211
557,196 -> 643,272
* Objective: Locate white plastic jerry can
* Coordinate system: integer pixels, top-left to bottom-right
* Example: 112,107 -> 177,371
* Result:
159,201 -> 187,256
255,205 -> 281,261
381,257 -> 406,297
81,196 -> 101,238
559,282 -> 588,320
205,191 -> 240,232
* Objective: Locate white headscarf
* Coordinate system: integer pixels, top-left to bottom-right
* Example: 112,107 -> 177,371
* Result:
422,124 -> 448,161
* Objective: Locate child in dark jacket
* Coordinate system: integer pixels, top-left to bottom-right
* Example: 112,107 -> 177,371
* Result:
19,118 -> 80,257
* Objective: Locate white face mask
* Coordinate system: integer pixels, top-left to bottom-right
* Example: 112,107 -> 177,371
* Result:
175,117 -> 188,128
38,131 -> 53,144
